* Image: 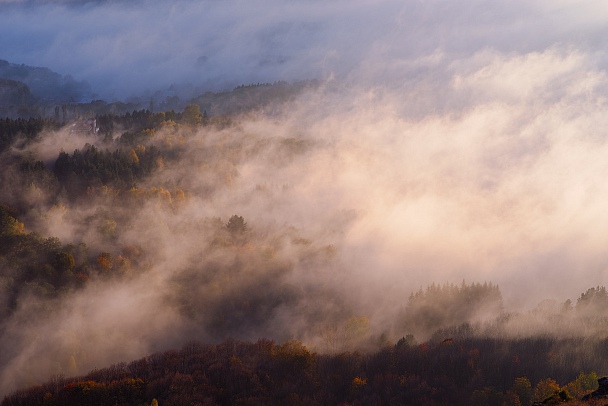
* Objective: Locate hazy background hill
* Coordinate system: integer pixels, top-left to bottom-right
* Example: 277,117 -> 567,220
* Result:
0,59 -> 94,118
0,58 -> 320,120
0,59 -> 93,102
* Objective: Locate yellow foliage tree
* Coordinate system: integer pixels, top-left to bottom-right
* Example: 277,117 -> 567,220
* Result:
128,149 -> 140,165
67,355 -> 78,375
135,144 -> 146,155
344,316 -> 370,348
534,378 -> 560,403
173,188 -> 186,204
0,206 -> 24,236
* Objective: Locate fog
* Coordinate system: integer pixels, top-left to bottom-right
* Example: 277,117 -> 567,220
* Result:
3,0 -> 608,398
2,0 -> 608,99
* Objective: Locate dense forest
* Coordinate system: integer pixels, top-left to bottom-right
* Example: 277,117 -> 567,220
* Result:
2,82 -> 608,405
3,334 -> 608,405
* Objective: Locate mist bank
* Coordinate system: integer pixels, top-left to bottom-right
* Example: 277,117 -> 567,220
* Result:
3,45 -> 608,396
2,2 -> 608,393
2,0 -> 608,100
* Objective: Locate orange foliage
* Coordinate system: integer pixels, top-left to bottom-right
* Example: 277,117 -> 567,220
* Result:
96,252 -> 113,273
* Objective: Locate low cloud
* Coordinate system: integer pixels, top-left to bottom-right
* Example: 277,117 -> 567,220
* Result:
3,0 -> 608,398
2,0 -> 607,99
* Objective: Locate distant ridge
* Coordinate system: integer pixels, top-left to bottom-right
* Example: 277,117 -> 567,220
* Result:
0,59 -> 93,104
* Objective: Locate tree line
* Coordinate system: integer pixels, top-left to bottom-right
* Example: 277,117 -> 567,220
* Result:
2,336 -> 606,406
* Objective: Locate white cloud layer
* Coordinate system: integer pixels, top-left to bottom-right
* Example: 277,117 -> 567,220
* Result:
1,0 -> 607,99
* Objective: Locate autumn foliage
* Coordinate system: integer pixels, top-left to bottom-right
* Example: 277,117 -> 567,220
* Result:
3,336 -> 607,406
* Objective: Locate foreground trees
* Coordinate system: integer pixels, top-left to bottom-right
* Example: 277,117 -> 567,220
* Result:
2,337 -> 605,406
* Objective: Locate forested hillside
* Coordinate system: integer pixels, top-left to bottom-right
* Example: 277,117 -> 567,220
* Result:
0,58 -> 318,120
2,336 -> 607,405
2,98 -> 608,405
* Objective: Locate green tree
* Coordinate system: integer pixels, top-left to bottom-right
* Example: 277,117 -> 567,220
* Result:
226,215 -> 247,234
98,219 -> 117,241
511,376 -> 533,406
470,386 -> 504,406
182,104 -> 202,126
563,371 -> 598,399
54,252 -> 75,274
577,287 -> 608,316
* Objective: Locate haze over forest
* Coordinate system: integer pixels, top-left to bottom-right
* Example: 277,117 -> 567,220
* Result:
3,0 -> 608,403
